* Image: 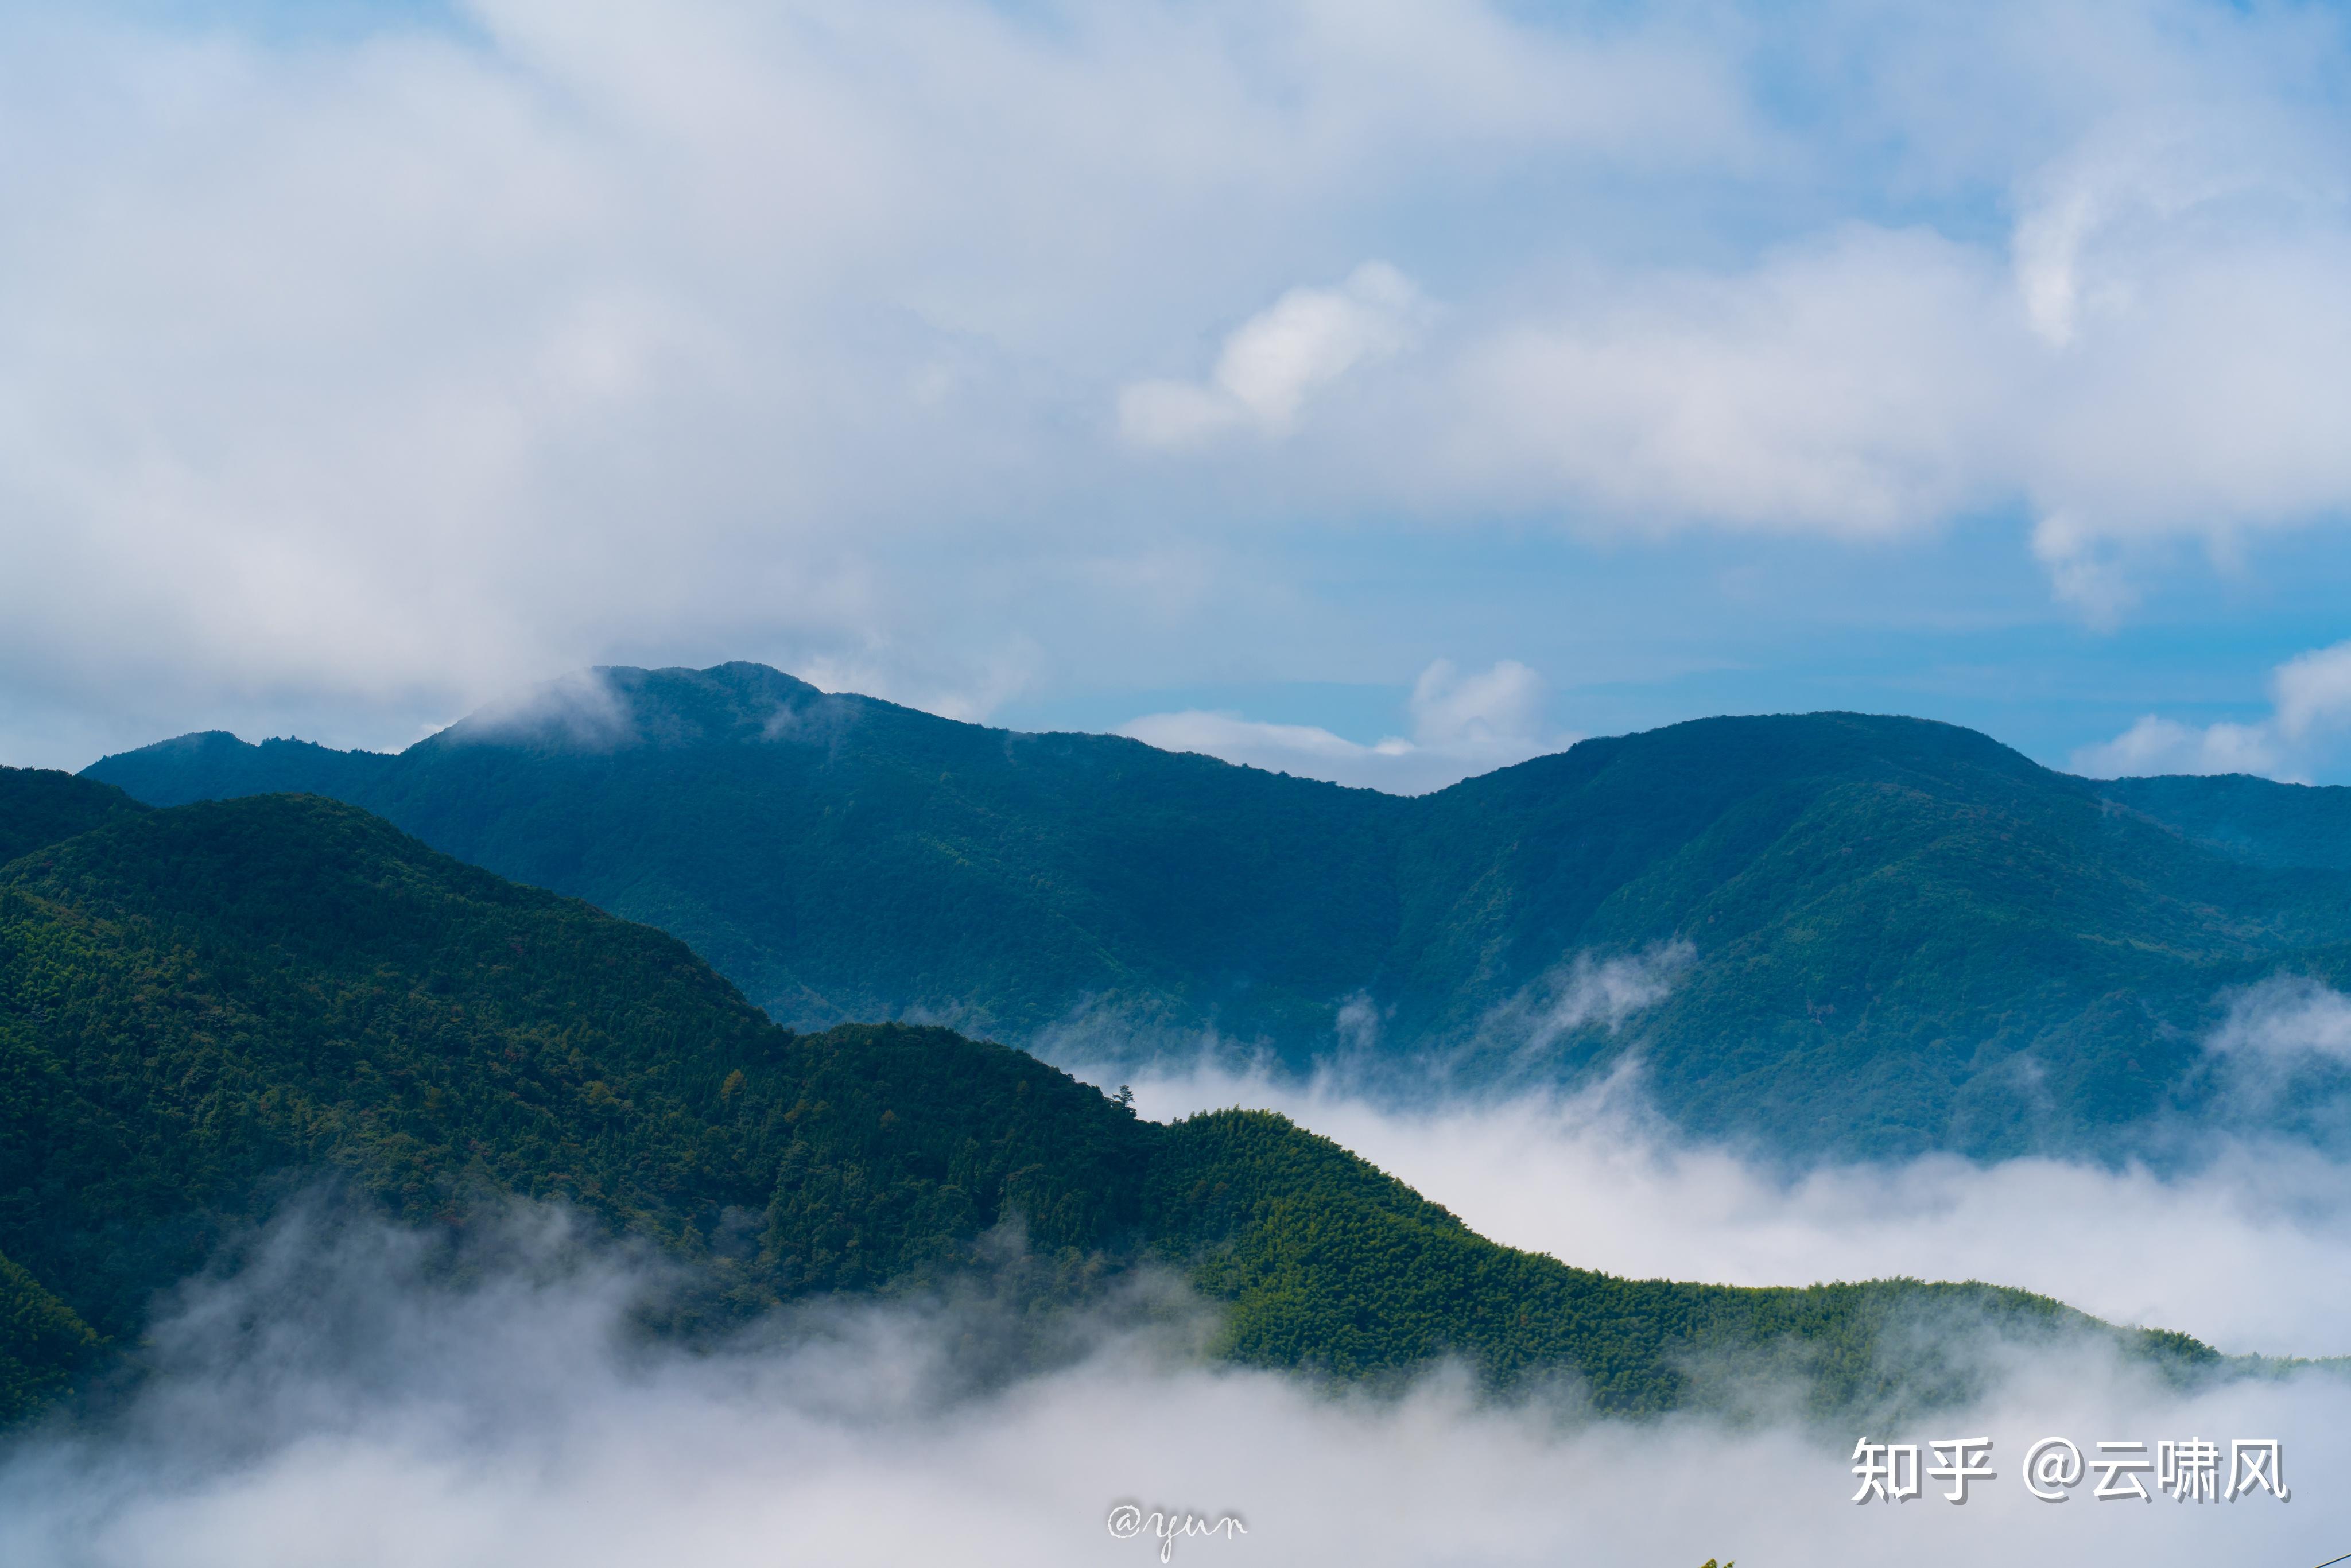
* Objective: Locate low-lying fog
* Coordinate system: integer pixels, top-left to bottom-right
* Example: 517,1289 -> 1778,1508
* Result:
1083,1056 -> 2351,1360
2,1200 -> 2342,1568
13,1059 -> 2351,1567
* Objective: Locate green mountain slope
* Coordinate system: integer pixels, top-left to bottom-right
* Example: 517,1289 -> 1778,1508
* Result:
0,783 -> 2226,1423
2101,773 -> 2351,870
83,663 -> 2351,1157
0,766 -> 146,864
0,1248 -> 99,1426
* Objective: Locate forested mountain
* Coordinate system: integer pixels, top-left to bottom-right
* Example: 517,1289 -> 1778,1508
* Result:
87,663 -> 2351,1159
2098,773 -> 2351,870
0,781 -> 2232,1424
0,767 -> 145,864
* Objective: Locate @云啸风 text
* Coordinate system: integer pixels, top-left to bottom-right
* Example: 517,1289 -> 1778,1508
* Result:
1849,1435 -> 2288,1504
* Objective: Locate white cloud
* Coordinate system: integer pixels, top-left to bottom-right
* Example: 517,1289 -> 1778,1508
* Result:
2070,636 -> 2351,780
1477,941 -> 1696,1057
443,669 -> 638,750
1117,658 -> 1569,793
2068,715 -> 2288,781
2272,641 -> 2351,740
0,0 -> 1759,764
1119,263 -> 1425,447
1115,42 -> 2351,613
2007,125 -> 2280,352
1405,658 -> 1542,752
1100,1057 -> 2351,1359
2029,512 -> 2140,629
1431,226 -> 2017,541
10,0 -> 2351,764
2210,975 -> 2351,1066
1351,178 -> 2351,602
8,1177 -> 2351,1566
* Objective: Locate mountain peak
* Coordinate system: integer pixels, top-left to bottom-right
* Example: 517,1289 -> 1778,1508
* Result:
1441,709 -> 2053,810
428,662 -> 853,754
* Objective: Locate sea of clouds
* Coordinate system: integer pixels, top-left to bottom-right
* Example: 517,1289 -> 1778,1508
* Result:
7,1058 -> 2351,1567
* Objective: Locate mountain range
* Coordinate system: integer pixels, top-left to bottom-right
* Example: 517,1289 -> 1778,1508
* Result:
84,661 -> 2351,1160
0,766 -> 2237,1427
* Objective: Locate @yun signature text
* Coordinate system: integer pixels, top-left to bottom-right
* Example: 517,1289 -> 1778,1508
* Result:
1107,1502 -> 1247,1561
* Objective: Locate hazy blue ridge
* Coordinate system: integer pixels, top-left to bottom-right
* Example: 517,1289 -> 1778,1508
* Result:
83,662 -> 2351,1160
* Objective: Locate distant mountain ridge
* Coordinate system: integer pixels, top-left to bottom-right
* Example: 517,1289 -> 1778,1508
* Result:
2,773 -> 2239,1426
85,662 -> 2351,1159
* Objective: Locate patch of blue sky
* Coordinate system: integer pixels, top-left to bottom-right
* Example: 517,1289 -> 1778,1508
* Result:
79,0 -> 474,44
1004,507 -> 2351,781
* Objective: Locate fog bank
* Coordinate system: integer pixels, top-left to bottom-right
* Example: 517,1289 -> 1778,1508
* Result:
1,1203 -> 2342,1568
1087,1058 -> 2351,1359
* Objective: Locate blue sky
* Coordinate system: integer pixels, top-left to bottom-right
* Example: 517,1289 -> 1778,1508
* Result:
3,0 -> 2350,787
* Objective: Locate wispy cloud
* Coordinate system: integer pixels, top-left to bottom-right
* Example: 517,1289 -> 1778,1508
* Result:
1476,941 -> 1696,1058
2209,973 -> 2351,1066
2069,715 -> 2288,781
1119,263 -> 1426,447
2071,636 -> 2351,780
1118,658 -> 1568,793
442,669 -> 638,751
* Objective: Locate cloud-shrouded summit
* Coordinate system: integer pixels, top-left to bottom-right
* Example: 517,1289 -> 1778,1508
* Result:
7,1 -> 2351,773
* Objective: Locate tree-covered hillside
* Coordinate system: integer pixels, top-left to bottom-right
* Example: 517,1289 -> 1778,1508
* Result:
0,782 -> 2228,1424
0,766 -> 146,864
86,663 -> 2351,1158
2100,772 -> 2351,870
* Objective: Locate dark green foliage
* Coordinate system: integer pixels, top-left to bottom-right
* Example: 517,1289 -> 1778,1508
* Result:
0,766 -> 146,864
1,793 -> 781,1340
2102,772 -> 2351,870
0,787 -> 2237,1425
1139,1109 -> 2205,1417
1454,719 -> 2351,1158
755,1021 -> 1152,1295
0,1247 -> 99,1425
0,790 -> 1168,1399
84,664 -> 2351,1158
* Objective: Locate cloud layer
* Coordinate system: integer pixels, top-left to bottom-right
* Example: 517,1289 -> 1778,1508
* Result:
3,1173 -> 2345,1566
8,1 -> 2351,764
